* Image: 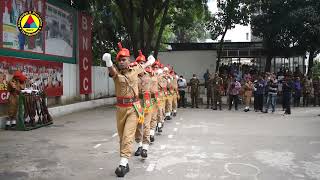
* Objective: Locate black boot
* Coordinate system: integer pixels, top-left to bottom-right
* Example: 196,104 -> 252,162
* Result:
134,147 -> 142,156
141,149 -> 148,158
212,107 -> 217,110
166,116 -> 172,120
5,125 -> 10,130
11,123 -> 16,129
115,164 -> 130,177
150,135 -> 155,143
158,127 -> 162,133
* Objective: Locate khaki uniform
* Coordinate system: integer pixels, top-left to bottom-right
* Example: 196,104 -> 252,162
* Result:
170,75 -> 178,113
206,77 -> 214,108
113,65 -> 144,158
213,77 -> 224,109
158,74 -> 168,122
150,74 -> 159,133
189,78 -> 200,108
135,72 -> 152,147
302,78 -> 312,106
243,81 -> 254,108
165,75 -> 173,117
7,79 -> 21,120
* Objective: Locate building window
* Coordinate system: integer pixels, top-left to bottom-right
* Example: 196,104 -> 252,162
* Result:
246,33 -> 249,40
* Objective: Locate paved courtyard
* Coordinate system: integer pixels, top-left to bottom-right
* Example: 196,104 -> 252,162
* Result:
0,106 -> 320,180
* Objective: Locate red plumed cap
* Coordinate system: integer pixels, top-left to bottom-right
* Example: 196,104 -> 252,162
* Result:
116,42 -> 130,61
135,50 -> 146,62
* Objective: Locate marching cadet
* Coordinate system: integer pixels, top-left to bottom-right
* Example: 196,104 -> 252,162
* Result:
149,60 -> 161,142
188,74 -> 200,108
157,64 -> 168,132
134,50 -> 153,159
164,66 -> 173,120
170,70 -> 179,116
102,43 -> 155,177
6,71 -> 27,130
213,73 -> 224,110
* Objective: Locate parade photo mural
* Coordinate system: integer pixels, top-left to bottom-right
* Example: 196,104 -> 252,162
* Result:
45,3 -> 73,57
0,57 -> 63,103
2,0 -> 45,53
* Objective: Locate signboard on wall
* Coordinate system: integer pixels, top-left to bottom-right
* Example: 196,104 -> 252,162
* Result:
78,12 -> 92,94
0,56 -> 63,103
2,0 -> 46,53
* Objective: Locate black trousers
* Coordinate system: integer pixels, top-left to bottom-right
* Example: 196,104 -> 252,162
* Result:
283,93 -> 291,114
178,90 -> 185,108
293,95 -> 301,107
229,95 -> 239,110
254,94 -> 264,111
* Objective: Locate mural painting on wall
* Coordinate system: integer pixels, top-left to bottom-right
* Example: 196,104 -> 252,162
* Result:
2,0 -> 46,53
0,56 -> 63,103
45,3 -> 73,57
1,0 -> 74,57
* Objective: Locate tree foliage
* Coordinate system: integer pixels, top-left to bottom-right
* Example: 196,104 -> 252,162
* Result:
250,0 -> 320,74
169,0 -> 210,42
207,0 -> 250,72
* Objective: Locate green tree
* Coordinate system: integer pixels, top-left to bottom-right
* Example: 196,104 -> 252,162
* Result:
75,0 -> 209,62
207,0 -> 250,72
250,0 -> 320,73
286,0 -> 320,76
170,0 -> 210,43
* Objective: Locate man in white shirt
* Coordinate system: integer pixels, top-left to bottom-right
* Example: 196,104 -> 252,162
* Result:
177,75 -> 187,108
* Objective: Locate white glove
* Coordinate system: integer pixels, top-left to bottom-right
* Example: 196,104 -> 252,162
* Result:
157,69 -> 163,75
145,55 -> 155,67
102,53 -> 113,67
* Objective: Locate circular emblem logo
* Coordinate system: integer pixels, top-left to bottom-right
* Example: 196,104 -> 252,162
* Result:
17,11 -> 43,36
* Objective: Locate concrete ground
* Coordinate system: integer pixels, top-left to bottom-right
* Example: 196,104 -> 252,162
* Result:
0,105 -> 319,180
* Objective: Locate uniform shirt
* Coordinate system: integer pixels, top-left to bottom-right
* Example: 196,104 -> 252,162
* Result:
303,79 -> 312,94
149,74 -> 158,94
312,79 -> 319,96
206,78 -> 214,94
7,78 -> 21,95
113,64 -> 144,98
168,76 -> 177,94
172,76 -> 178,93
138,72 -> 152,95
213,77 -> 224,92
189,78 -> 200,93
158,74 -> 168,96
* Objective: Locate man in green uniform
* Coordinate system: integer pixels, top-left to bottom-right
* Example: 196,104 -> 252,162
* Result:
213,73 -> 224,110
188,74 -> 200,108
